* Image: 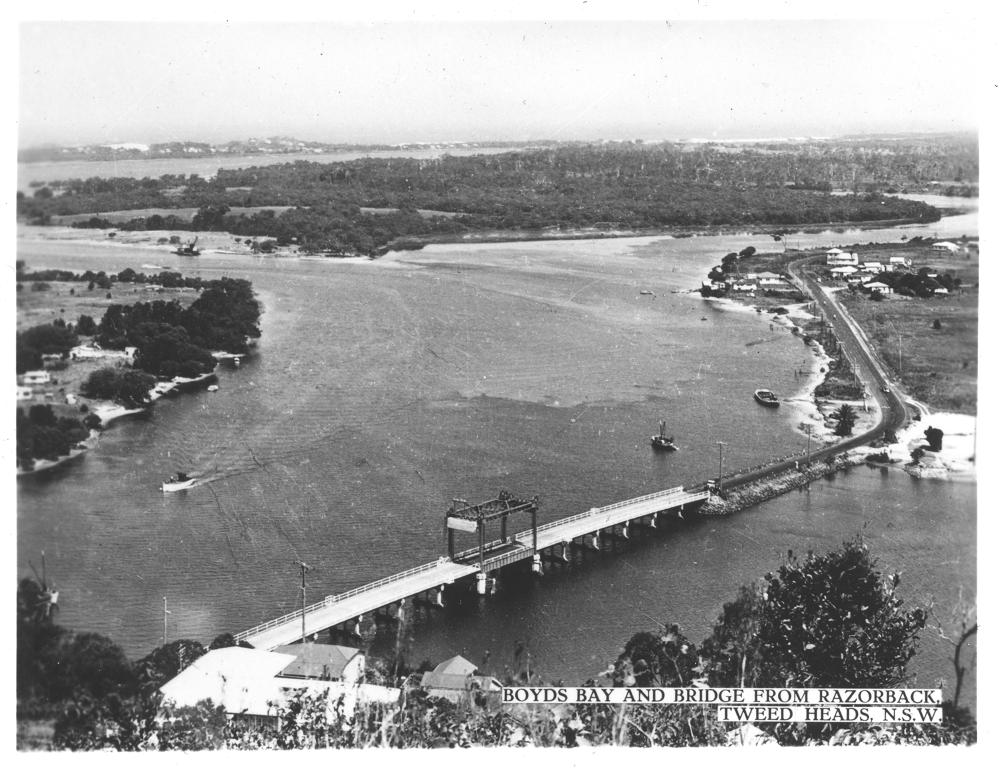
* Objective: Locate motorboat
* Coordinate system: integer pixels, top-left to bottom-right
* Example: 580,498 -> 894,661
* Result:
162,472 -> 196,492
754,389 -> 780,407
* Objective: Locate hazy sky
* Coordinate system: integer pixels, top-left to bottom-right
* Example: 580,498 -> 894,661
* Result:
19,17 -> 981,148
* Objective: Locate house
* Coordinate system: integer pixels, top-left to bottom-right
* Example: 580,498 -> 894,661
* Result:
17,387 -> 32,401
159,646 -> 398,727
861,262 -> 885,274
934,287 -> 950,295
41,353 -> 63,363
20,371 -> 51,386
829,266 -> 858,278
845,275 -> 864,285
864,281 -> 893,295
271,644 -> 364,684
825,249 -> 859,266
419,655 -> 503,703
748,272 -> 786,286
932,241 -> 960,253
888,256 -> 911,268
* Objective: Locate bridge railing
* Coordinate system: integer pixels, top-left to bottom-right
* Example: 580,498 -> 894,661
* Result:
453,486 -> 694,562
234,559 -> 456,641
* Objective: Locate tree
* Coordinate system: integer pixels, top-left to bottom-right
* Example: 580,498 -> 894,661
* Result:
704,538 -> 926,690
833,404 -> 857,436
615,626 -> 699,687
739,246 -> 756,258
932,319 -> 942,330
79,367 -> 156,409
76,315 -> 98,336
924,426 -> 944,452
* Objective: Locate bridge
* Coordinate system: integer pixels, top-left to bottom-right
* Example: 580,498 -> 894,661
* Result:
235,485 -> 708,650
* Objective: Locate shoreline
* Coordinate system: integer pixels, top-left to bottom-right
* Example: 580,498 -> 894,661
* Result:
18,211 -> 944,262
16,371 -> 219,477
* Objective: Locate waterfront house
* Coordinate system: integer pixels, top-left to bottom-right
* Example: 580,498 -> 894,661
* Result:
271,644 -> 365,684
159,646 -> 398,727
419,655 -> 503,703
933,241 -> 960,253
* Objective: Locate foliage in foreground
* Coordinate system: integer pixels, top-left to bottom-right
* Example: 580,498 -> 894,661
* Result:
17,538 -> 975,749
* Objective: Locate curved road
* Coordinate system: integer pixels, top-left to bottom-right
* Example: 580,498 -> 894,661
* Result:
701,254 -> 912,494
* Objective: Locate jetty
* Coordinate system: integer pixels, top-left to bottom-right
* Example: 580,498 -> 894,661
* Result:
235,485 -> 708,649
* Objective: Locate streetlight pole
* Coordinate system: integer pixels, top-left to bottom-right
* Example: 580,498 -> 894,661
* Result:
716,441 -> 726,488
163,597 -> 171,647
898,333 -> 903,374
293,561 -> 314,645
805,426 -> 812,468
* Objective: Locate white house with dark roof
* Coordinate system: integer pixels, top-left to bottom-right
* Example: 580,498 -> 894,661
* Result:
826,249 -> 859,266
933,241 -> 960,253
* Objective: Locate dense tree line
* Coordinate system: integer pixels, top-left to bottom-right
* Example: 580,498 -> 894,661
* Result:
17,261 -> 207,291
16,140 -> 960,254
16,405 -> 98,471
16,538 -> 975,749
16,323 -> 79,374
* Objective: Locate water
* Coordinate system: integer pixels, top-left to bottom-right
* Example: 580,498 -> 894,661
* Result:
16,202 -> 976,706
17,147 -> 520,191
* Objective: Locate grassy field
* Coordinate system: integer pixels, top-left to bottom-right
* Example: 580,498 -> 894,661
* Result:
836,245 -> 978,414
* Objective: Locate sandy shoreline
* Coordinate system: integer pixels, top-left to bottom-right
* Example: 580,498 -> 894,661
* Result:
694,294 -> 973,482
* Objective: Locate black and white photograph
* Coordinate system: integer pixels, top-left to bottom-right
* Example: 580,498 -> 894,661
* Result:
13,5 -> 983,751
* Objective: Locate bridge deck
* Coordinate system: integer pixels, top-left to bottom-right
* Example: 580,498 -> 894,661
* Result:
236,486 -> 708,650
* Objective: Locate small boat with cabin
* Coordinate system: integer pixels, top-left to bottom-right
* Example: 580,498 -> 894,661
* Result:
754,389 -> 780,407
651,420 -> 678,451
162,472 -> 196,492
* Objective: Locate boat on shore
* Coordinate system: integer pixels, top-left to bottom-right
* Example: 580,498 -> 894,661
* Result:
162,472 -> 196,492
754,389 -> 780,407
651,420 -> 678,451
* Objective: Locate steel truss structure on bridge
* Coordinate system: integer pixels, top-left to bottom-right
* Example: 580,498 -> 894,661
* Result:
445,490 -> 540,569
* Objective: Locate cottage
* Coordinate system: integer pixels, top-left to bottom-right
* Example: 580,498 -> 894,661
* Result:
748,272 -> 786,286
159,647 -> 397,727
419,656 -> 503,703
934,287 -> 950,295
825,249 -> 859,266
829,266 -> 859,278
888,256 -> 911,268
271,644 -> 365,684
932,241 -> 960,253
861,262 -> 885,274
20,371 -> 51,386
864,281 -> 893,295
17,387 -> 32,401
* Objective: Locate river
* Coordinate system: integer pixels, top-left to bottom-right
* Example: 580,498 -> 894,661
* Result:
16,195 -> 976,706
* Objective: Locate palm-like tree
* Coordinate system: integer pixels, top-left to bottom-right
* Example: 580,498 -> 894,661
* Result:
834,404 -> 858,437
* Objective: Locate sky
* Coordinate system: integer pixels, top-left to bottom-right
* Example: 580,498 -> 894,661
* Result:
16,13 -> 985,148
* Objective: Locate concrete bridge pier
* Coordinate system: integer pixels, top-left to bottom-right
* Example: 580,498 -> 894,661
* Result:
587,531 -> 602,550
532,553 -> 543,575
476,571 -> 487,595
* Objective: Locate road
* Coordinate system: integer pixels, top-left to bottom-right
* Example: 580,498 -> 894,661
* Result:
710,255 -> 912,493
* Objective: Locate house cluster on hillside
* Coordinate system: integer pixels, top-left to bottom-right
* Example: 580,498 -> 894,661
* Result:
823,247 -> 961,297
158,645 -> 502,727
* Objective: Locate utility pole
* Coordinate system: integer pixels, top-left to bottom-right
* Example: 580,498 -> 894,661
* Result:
163,597 -> 171,647
716,441 -> 726,488
805,426 -> 812,468
898,333 -> 903,374
293,561 -> 314,645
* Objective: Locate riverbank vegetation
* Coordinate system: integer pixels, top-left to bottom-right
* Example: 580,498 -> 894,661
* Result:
16,141 -> 951,256
16,538 -> 975,749
15,405 -> 98,472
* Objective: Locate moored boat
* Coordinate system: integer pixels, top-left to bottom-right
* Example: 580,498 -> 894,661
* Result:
162,472 -> 196,492
754,389 -> 780,407
651,420 -> 678,451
